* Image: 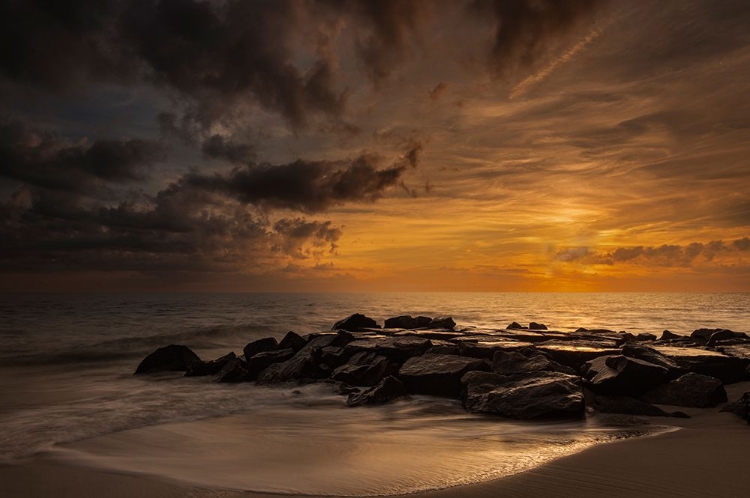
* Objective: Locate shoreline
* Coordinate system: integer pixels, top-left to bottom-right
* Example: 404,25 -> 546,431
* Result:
2,383 -> 749,498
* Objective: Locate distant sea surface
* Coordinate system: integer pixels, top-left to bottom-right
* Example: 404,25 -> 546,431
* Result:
1,292 -> 748,495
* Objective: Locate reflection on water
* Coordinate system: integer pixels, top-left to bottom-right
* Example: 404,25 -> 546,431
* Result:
49,384 -> 667,496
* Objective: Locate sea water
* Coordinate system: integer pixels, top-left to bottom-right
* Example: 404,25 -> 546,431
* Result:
0,292 -> 747,495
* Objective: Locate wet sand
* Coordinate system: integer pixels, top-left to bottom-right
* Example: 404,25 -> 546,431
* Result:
2,383 -> 749,498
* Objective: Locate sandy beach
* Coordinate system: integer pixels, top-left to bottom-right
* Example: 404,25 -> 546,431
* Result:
2,381 -> 748,498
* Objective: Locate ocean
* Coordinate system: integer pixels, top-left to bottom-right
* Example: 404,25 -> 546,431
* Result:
1,292 -> 748,495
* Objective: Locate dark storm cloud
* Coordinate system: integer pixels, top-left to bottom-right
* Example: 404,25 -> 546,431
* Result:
0,120 -> 166,194
0,185 -> 342,272
469,0 -> 604,75
185,142 -> 423,213
0,0 -> 345,129
201,135 -> 255,164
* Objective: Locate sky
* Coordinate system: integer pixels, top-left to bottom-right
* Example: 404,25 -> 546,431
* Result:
1,0 -> 749,293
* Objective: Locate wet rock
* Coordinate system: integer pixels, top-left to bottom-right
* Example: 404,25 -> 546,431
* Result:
621,344 -> 686,379
246,348 -> 296,379
529,322 -> 548,330
536,341 -> 621,370
492,350 -> 576,376
637,333 -> 657,342
592,396 -> 687,418
426,343 -> 459,355
399,354 -> 490,397
707,329 -> 746,346
243,337 -> 278,360
652,346 -> 750,384
462,371 -> 584,420
332,352 -> 396,387
507,322 -> 527,330
456,340 -> 535,359
641,372 -> 727,408
347,376 -> 408,407
318,346 -> 350,370
583,355 -> 669,396
277,331 -> 307,352
185,352 -> 237,377
659,330 -> 682,341
427,316 -> 456,330
394,330 -> 462,341
720,392 -> 750,424
345,336 -> 432,363
384,315 -> 419,329
135,344 -> 202,374
256,332 -> 354,384
215,357 -> 250,383
332,313 -> 380,331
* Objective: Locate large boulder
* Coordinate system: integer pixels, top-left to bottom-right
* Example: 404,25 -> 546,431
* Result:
720,392 -> 750,424
384,315 -> 419,329
344,336 -> 432,363
257,331 -> 354,383
641,372 -> 727,408
215,358 -> 250,383
529,322 -> 548,330
659,330 -> 683,341
185,352 -> 237,377
620,344 -> 685,378
456,340 -> 535,359
507,322 -> 527,330
347,376 -> 408,407
651,346 -> 750,384
399,354 -> 489,397
426,316 -> 456,330
277,331 -> 307,352
134,345 -> 201,374
243,337 -> 278,360
492,350 -> 576,376
332,314 -> 380,331
583,355 -> 669,396
462,371 -> 584,419
332,352 -> 396,387
246,348 -> 296,379
536,341 -> 621,370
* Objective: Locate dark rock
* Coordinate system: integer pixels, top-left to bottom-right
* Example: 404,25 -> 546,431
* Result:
427,316 -> 456,330
394,330 -> 462,340
426,344 -> 459,355
384,315 -> 419,329
243,337 -> 278,360
621,344 -> 686,379
652,346 -> 750,384
536,341 -> 621,370
691,328 -> 720,343
215,358 -> 250,383
591,396 -> 683,417
332,313 -> 380,331
462,371 -> 584,419
318,346 -> 351,369
637,333 -> 657,342
707,329 -> 744,346
529,322 -> 548,330
507,322 -> 527,330
347,376 -> 408,406
185,352 -> 237,377
492,350 -> 576,376
246,348 -> 295,379
277,331 -> 307,352
659,330 -> 682,341
641,372 -> 727,408
332,352 -> 396,387
256,331 -> 355,384
135,345 -> 202,374
399,354 -> 490,397
345,336 -> 432,363
456,340 -> 535,359
583,355 -> 669,396
720,392 -> 750,424
619,332 -> 637,343
416,316 -> 433,327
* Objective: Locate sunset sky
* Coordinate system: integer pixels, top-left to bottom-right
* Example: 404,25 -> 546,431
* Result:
1,0 -> 749,292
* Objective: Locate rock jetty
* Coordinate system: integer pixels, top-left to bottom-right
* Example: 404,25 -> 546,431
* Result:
134,314 -> 750,421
